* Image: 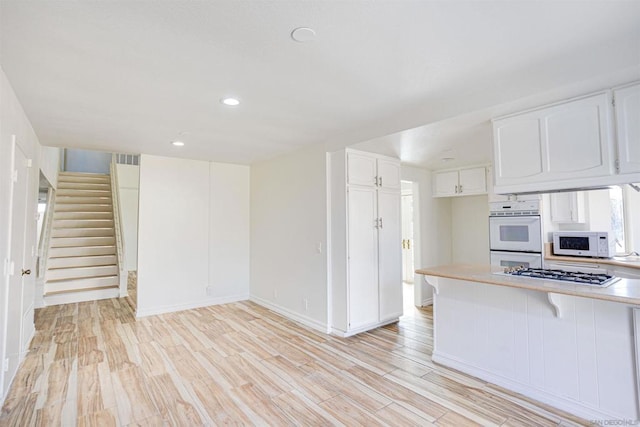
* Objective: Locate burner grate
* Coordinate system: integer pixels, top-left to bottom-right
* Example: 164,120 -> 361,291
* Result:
503,267 -> 618,286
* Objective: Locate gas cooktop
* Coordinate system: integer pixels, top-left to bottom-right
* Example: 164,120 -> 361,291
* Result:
501,267 -> 620,287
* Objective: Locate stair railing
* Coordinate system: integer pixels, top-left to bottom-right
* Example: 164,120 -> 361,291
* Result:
110,154 -> 128,297
37,187 -> 56,299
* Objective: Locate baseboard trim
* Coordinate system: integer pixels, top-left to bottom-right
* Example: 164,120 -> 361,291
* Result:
421,297 -> 433,307
331,317 -> 399,337
249,295 -> 330,334
432,351 -> 620,421
136,293 -> 249,318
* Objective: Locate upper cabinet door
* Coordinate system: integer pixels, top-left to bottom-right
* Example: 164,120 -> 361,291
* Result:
377,159 -> 401,190
347,153 -> 377,187
493,115 -> 544,186
433,170 -> 459,197
542,93 -> 613,179
614,83 -> 640,174
458,167 -> 486,195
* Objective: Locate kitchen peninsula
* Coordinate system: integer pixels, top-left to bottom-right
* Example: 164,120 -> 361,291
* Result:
416,264 -> 640,422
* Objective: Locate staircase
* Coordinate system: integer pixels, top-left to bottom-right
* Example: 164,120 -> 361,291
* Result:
44,172 -> 120,305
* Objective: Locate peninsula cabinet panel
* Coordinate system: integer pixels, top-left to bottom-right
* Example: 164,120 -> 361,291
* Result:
614,83 -> 640,174
431,278 -> 638,421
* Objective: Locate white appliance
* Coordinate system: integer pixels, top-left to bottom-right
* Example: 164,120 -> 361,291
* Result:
489,200 -> 542,253
490,251 -> 543,268
489,200 -> 543,268
552,231 -> 614,258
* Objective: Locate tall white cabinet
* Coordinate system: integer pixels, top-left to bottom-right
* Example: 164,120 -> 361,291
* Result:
330,149 -> 402,336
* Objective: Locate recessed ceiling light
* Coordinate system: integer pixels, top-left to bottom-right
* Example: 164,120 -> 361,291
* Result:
171,141 -> 185,147
221,97 -> 240,106
441,157 -> 455,162
291,27 -> 316,43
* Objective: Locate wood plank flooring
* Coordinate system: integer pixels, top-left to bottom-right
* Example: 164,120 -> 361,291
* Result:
1,283 -> 590,426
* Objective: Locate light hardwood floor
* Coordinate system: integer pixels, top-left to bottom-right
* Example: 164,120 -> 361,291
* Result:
1,283 -> 589,426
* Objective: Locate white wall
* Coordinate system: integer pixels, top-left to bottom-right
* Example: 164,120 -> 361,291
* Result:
250,144 -> 328,331
451,195 -> 490,264
115,164 -> 139,271
401,165 -> 452,306
136,155 -> 250,316
0,68 -> 42,402
39,145 -> 60,189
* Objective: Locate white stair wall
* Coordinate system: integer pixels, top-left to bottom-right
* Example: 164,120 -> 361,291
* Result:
44,172 -> 120,304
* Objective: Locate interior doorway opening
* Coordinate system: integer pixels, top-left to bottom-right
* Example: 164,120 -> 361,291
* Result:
401,181 -> 416,314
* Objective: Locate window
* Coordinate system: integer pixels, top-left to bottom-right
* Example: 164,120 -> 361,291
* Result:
609,186 -> 626,254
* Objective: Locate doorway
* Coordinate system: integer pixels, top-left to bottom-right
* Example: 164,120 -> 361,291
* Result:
401,181 -> 416,313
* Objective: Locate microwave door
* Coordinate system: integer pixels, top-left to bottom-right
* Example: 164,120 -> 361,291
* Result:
489,216 -> 542,252
490,251 -> 542,269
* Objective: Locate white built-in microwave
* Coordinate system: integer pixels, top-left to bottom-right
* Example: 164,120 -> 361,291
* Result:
552,231 -> 613,258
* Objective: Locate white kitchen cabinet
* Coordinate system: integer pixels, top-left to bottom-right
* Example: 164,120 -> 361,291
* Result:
347,152 -> 401,190
549,192 -> 585,223
614,83 -> 640,174
493,85 -> 640,195
331,149 -> 403,336
493,92 -> 615,194
433,166 -> 487,197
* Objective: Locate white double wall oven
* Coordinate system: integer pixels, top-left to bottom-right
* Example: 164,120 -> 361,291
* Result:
489,200 -> 543,268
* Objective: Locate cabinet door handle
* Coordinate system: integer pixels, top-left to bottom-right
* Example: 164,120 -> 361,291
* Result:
374,218 -> 379,228
402,239 -> 406,249
455,185 -> 458,193
379,176 -> 383,187
379,217 -> 383,229
407,240 -> 411,250
459,184 -> 463,193
374,176 -> 378,186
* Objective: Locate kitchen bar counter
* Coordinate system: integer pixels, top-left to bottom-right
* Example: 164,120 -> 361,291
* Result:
544,242 -> 640,270
416,264 -> 640,421
416,263 -> 640,305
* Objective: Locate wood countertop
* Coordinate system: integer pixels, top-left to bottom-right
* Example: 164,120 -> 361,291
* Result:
415,264 -> 640,306
544,243 -> 640,271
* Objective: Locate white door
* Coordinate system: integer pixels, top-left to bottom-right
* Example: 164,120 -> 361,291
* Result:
401,193 -> 414,283
614,83 -> 640,174
347,186 -> 379,329
458,167 -> 486,195
542,93 -> 613,179
347,153 -> 377,187
3,140 -> 34,397
433,171 -> 459,197
377,159 -> 401,190
378,189 -> 403,322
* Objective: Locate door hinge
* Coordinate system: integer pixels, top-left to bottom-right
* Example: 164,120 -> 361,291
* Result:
615,158 -> 620,172
3,358 -> 8,372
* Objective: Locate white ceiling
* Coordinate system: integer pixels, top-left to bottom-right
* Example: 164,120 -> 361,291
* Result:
1,1 -> 639,168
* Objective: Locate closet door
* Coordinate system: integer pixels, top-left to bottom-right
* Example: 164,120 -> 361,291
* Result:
377,189 -> 403,322
347,186 -> 379,329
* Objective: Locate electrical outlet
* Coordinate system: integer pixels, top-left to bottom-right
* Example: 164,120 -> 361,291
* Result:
316,242 -> 323,254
